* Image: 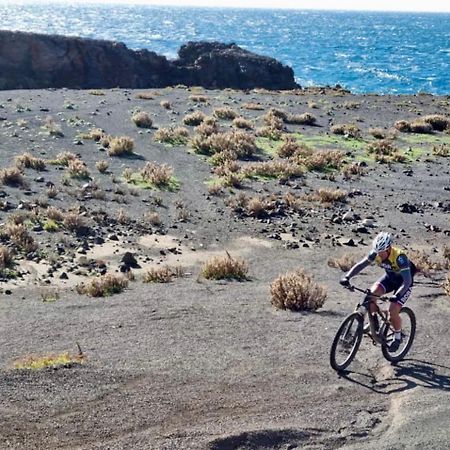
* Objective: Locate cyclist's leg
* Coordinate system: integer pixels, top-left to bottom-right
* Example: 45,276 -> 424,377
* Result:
368,276 -> 388,313
389,285 -> 412,332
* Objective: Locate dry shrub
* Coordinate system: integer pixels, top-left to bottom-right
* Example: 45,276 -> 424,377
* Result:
0,245 -> 13,269
4,223 -> 37,252
366,139 -> 397,156
46,206 -> 64,222
189,95 -> 209,103
140,161 -> 173,187
80,128 -> 105,141
242,102 -> 265,110
423,115 -> 450,131
444,273 -> 450,297
99,134 -> 112,148
68,159 -> 90,179
145,211 -> 162,226
63,212 -> 86,232
277,137 -> 310,158
432,144 -> 449,157
88,90 -> 105,96
310,188 -> 347,204
96,160 -> 109,173
132,111 -> 153,128
255,126 -> 283,140
330,124 -> 361,138
232,117 -> 253,130
76,273 -> 128,297
191,131 -> 257,158
183,111 -> 206,126
301,150 -> 344,171
201,252 -> 249,281
154,126 -> 189,145
394,120 -> 411,132
408,249 -> 447,277
208,183 -> 223,195
136,92 -> 154,100
342,162 -> 366,179
0,167 -> 24,187
286,112 -> 317,125
117,208 -> 129,224
143,265 -> 183,283
108,136 -> 134,156
409,120 -> 433,134
263,110 -> 285,130
327,254 -> 358,271
267,108 -> 288,121
270,269 -> 327,311
365,140 -> 406,163
46,186 -> 59,199
51,151 -> 77,166
214,107 -> 238,120
43,116 -> 64,137
15,153 -> 46,171
160,100 -> 171,109
213,160 -> 240,177
241,160 -> 304,180
443,245 -> 450,262
219,171 -> 244,188
122,167 -> 133,182
195,120 -> 219,137
369,127 -> 386,139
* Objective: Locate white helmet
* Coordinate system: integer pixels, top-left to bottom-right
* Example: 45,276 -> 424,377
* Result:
372,232 -> 392,252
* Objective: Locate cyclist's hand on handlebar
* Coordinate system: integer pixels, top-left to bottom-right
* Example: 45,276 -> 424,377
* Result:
339,277 -> 351,288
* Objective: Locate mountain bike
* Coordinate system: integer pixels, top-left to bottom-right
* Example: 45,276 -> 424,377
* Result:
330,284 -> 416,372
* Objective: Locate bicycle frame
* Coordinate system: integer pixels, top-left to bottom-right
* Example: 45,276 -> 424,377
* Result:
346,284 -> 392,346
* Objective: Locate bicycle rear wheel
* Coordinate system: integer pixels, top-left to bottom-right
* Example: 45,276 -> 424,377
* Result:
381,307 -> 416,363
330,312 -> 364,371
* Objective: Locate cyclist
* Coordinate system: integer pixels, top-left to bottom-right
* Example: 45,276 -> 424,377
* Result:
339,232 -> 416,352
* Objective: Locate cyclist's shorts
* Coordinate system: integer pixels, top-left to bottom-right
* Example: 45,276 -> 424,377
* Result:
377,274 -> 413,306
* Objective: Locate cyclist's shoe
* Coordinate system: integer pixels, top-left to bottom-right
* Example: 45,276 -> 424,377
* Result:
363,323 -> 370,333
388,338 -> 402,353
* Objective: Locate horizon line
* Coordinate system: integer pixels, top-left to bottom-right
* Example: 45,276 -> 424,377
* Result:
7,0 -> 450,14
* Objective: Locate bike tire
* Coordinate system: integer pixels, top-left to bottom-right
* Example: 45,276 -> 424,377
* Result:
330,312 -> 364,372
381,307 -> 416,363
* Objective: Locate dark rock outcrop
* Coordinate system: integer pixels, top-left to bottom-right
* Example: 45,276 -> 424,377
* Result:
0,30 -> 298,90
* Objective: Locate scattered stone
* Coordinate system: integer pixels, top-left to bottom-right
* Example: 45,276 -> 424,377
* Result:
121,252 -> 140,268
397,203 -> 418,214
361,218 -> 375,227
342,211 -> 355,221
425,223 -> 441,232
108,234 -> 119,241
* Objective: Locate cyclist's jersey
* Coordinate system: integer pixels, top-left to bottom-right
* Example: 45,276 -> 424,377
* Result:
367,246 -> 416,278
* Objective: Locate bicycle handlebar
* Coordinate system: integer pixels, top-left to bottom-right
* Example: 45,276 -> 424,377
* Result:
343,283 -> 388,301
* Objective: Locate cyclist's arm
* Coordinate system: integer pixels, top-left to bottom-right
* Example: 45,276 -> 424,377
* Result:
393,254 -> 413,298
344,253 -> 374,280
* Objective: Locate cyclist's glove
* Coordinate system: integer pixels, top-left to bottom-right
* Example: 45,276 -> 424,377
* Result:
340,276 -> 350,287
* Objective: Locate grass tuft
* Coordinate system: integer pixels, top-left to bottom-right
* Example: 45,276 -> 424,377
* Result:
201,252 -> 249,281
76,273 -> 129,297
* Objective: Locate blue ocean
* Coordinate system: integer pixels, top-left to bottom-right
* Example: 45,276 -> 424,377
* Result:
1,3 -> 449,94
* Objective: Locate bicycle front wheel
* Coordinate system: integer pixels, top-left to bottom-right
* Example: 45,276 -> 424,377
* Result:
330,312 -> 364,372
381,307 -> 416,363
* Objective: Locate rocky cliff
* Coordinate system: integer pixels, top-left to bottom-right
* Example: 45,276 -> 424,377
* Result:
0,30 -> 298,90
